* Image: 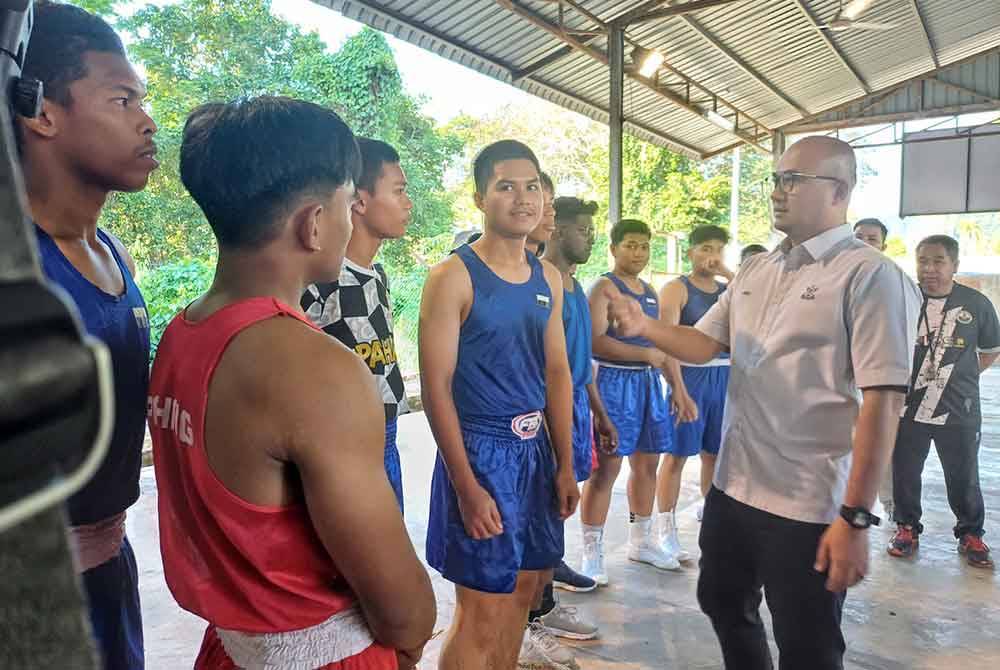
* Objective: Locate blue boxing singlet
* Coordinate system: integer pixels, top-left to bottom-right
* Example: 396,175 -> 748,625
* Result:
563,278 -> 593,388
679,276 -> 729,362
35,225 -> 150,526
451,244 -> 550,420
597,272 -> 659,366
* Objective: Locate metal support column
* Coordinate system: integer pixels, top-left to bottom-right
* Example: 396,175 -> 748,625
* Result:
729,146 -> 741,267
608,21 -> 625,226
771,130 -> 786,165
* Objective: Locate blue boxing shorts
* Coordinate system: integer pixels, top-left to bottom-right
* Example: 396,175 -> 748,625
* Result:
595,363 -> 673,457
83,536 -> 144,670
384,418 -> 404,513
671,364 -> 729,458
426,411 -> 564,594
571,385 -> 593,482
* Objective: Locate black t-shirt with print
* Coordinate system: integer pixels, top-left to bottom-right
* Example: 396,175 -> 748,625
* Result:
903,283 -> 1000,426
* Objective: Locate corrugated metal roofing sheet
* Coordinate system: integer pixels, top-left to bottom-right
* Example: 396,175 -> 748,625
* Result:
314,0 -> 1000,158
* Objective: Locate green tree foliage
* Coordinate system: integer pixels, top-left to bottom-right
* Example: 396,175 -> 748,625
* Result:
72,0 -> 119,16
446,103 -> 605,222
703,149 -> 775,247
445,103 -> 740,282
327,29 -> 461,275
885,235 -> 908,259
135,259 -> 215,355
72,0 -> 762,356
100,0 -> 457,275
85,0 -> 459,353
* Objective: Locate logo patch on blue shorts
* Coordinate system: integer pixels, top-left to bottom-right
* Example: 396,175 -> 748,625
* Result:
511,412 -> 543,439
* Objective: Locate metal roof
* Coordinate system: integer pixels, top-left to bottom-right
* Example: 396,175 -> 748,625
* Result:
311,1 -> 1000,158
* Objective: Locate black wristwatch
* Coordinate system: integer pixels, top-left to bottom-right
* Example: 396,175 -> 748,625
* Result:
840,505 -> 881,529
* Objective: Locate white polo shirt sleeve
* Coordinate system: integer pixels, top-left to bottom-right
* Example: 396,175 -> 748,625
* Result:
847,259 -> 920,389
694,274 -> 734,348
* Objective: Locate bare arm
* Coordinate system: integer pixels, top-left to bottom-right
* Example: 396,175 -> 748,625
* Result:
288,338 -> 436,653
816,261 -> 921,593
588,277 -> 663,365
814,388 -> 906,593
843,388 -> 907,510
657,280 -> 692,401
585,382 -> 611,432
418,259 -> 503,538
541,264 -> 580,519
608,293 -> 724,365
586,381 -> 619,454
980,352 -> 1000,373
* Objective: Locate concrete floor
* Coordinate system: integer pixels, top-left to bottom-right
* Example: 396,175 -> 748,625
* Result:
132,368 -> 1000,669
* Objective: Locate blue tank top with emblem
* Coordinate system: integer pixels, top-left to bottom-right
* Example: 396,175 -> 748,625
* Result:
679,275 -> 729,359
599,272 -> 659,357
35,225 -> 150,526
452,244 -> 549,421
563,278 -> 593,388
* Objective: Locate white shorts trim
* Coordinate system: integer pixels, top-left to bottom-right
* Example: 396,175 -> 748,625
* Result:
596,361 -> 650,371
216,605 -> 375,670
681,358 -> 730,368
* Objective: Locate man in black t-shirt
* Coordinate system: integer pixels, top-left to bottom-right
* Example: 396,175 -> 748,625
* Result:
889,235 -> 1000,568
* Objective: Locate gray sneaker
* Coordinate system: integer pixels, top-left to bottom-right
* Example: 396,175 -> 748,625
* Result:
539,603 -> 599,640
518,622 -> 579,669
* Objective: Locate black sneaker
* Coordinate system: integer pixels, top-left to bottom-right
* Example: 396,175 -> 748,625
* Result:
553,560 -> 597,593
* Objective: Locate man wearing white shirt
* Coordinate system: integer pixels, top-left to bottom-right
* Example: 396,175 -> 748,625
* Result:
607,136 -> 921,670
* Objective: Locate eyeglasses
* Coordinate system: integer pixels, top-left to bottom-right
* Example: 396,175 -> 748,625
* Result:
770,171 -> 843,194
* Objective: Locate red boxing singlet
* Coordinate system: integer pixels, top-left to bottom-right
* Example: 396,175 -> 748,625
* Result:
149,297 -> 396,669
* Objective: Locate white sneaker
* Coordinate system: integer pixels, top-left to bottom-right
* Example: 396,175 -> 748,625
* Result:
628,539 -> 682,571
658,511 -> 691,563
628,517 -> 681,571
518,622 -> 579,670
580,530 -> 609,586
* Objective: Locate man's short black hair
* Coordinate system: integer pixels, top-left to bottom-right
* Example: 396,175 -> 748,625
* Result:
554,197 -> 598,225
540,171 -> 554,194
356,138 -> 400,194
610,219 -> 651,245
689,225 -> 729,246
740,244 -> 768,261
473,140 -> 540,194
854,217 -> 888,241
180,96 -> 360,250
23,2 -> 126,107
917,234 -> 959,263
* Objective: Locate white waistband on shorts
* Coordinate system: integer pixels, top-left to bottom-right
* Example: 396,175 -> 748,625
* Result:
680,358 -> 730,368
216,605 -> 374,670
596,361 -> 650,371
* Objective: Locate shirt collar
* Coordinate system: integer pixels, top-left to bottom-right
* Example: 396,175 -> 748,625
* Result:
778,224 -> 853,262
